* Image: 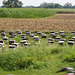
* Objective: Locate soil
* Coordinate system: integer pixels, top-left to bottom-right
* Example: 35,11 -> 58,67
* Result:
0,14 -> 75,31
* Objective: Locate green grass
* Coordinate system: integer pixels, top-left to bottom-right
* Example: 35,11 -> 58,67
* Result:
0,31 -> 75,75
0,8 -> 75,18
0,8 -> 56,18
0,45 -> 75,75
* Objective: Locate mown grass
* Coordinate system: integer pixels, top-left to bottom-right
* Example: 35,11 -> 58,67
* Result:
0,31 -> 75,75
0,8 -> 75,19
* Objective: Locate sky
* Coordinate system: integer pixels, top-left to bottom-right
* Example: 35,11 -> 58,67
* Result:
0,0 -> 75,6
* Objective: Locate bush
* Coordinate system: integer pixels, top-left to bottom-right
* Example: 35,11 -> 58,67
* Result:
0,50 -> 34,71
51,47 -> 62,54
0,47 -> 49,71
64,53 -> 75,62
33,61 -> 49,69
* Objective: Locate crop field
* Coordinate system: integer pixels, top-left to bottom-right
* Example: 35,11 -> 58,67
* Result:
0,8 -> 75,75
0,8 -> 56,18
0,14 -> 75,31
0,8 -> 75,31
0,8 -> 75,18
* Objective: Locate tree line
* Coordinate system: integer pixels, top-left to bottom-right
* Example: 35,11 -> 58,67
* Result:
38,2 -> 75,8
1,0 -> 75,8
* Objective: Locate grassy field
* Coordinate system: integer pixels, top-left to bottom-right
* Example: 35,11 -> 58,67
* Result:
0,8 -> 75,18
0,31 -> 75,75
0,8 -> 75,75
0,8 -> 56,18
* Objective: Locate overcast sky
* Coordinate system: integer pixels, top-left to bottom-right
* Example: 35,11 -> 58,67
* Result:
0,0 -> 75,6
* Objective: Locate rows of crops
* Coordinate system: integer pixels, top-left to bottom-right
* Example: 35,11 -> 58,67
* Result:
0,8 -> 56,18
0,8 -> 75,18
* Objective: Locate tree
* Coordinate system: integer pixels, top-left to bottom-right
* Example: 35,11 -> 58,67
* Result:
39,2 -> 50,8
3,0 -> 23,8
54,3 -> 62,8
39,2 -> 62,8
49,3 -> 55,8
63,2 -> 72,8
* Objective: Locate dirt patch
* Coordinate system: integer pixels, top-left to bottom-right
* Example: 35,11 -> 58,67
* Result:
0,14 -> 75,31
56,11 -> 75,14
